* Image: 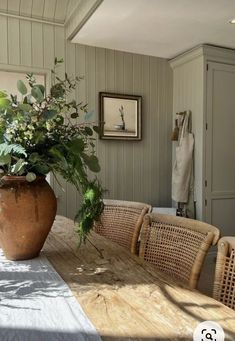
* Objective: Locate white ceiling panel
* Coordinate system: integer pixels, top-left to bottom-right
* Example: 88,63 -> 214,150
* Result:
72,0 -> 235,58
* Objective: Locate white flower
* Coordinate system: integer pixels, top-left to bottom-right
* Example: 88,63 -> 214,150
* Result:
31,116 -> 38,123
20,123 -> 27,130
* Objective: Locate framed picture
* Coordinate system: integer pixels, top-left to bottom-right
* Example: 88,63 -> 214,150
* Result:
99,92 -> 142,140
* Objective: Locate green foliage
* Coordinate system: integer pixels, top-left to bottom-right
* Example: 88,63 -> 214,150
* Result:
0,143 -> 27,157
17,80 -> 27,95
26,172 -> 36,182
0,59 -> 104,243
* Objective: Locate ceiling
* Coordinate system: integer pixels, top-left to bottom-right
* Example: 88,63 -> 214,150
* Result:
0,0 -> 80,24
72,0 -> 235,58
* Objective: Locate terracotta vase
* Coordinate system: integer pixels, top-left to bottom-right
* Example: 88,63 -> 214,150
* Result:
0,176 -> 57,260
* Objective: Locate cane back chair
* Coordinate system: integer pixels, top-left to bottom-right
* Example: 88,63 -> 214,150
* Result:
94,199 -> 151,254
139,213 -> 220,289
213,237 -> 235,310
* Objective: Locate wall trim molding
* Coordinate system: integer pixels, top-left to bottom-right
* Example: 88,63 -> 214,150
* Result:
0,11 -> 64,27
66,0 -> 103,41
170,44 -> 235,69
169,45 -> 204,68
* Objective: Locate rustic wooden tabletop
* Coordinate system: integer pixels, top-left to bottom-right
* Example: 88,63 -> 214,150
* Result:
43,215 -> 235,341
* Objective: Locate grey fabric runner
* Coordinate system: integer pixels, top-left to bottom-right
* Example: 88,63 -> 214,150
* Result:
0,250 -> 101,341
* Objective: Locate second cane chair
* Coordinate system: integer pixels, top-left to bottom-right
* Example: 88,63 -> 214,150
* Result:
94,199 -> 151,254
139,213 -> 220,289
213,237 -> 235,310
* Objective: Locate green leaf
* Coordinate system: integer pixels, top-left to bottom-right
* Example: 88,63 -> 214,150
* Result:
26,172 -> 36,182
11,159 -> 27,175
84,126 -> 93,136
84,111 -> 93,121
93,126 -> 100,134
42,110 -> 57,120
33,163 -> 50,175
18,103 -> 32,112
0,98 -> 10,107
54,57 -> 64,65
26,94 -> 34,104
69,139 -> 85,153
17,80 -> 27,95
36,84 -> 45,96
84,188 -> 95,202
0,143 -> 27,157
49,146 -> 64,159
82,154 -> 100,172
28,152 -> 41,163
71,112 -> 78,119
31,85 -> 43,102
0,154 -> 11,166
0,91 -> 7,98
34,131 -> 45,144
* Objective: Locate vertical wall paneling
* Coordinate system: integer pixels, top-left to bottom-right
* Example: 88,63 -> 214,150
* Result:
114,51 -> 125,199
32,22 -> 43,68
43,25 -> 55,69
95,47 -> 106,189
142,55 -> 151,202
132,54 -> 143,200
149,57 -> 159,203
7,0 -> 20,13
43,0 -> 57,21
86,45 -> 96,188
20,20 -> 32,66
32,0 -> 45,18
55,0 -> 69,23
74,43 -> 86,217
65,40 -> 77,219
0,16 -> 8,64
158,59 -> 172,205
53,25 -> 67,216
105,49 -> 115,198
73,44 -> 172,207
54,26 -> 65,77
0,0 -> 7,11
8,18 -> 20,65
123,52 -> 133,200
20,0 -> 33,16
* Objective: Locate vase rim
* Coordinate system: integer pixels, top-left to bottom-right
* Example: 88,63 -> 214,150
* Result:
1,175 -> 46,183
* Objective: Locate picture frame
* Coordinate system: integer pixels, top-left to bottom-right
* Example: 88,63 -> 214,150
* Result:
99,92 -> 142,140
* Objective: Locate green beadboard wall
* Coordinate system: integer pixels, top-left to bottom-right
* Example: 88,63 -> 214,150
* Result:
0,15 -> 173,218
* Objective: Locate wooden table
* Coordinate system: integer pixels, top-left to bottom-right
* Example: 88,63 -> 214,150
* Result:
43,216 -> 235,341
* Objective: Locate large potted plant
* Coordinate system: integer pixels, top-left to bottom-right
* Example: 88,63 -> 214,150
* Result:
0,59 -> 103,260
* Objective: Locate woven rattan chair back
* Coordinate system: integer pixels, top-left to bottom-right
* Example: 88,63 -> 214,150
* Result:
94,199 -> 151,254
139,213 -> 220,289
213,237 -> 235,310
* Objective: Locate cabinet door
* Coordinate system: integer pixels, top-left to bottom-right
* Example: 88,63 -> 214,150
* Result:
206,62 -> 235,235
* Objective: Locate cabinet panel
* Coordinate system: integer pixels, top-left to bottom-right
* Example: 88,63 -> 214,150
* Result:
212,69 -> 235,192
211,198 -> 235,236
206,62 -> 235,235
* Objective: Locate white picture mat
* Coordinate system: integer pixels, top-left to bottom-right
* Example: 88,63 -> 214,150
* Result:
103,97 -> 138,136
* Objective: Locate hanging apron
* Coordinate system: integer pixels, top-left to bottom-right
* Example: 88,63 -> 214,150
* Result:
172,112 -> 194,203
